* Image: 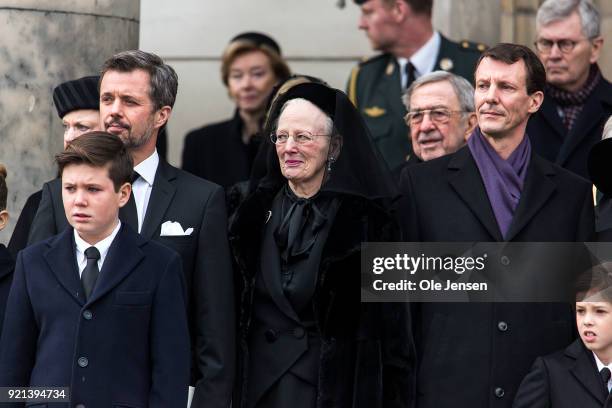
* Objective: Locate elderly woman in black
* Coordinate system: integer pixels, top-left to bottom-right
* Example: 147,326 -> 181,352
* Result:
230,77 -> 413,408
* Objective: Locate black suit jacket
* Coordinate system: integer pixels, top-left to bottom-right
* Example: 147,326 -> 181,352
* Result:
513,339 -> 612,408
0,225 -> 190,407
27,160 -> 235,408
7,189 -> 42,259
399,146 -> 595,408
527,77 -> 612,178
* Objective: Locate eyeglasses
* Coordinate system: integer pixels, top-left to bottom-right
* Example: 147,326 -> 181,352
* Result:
405,109 -> 467,125
534,38 -> 588,54
270,132 -> 330,145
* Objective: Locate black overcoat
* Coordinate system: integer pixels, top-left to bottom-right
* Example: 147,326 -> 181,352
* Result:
0,225 -> 190,407
527,77 -> 612,178
182,111 -> 260,188
513,339 -> 612,408
230,186 -> 414,408
399,146 -> 595,408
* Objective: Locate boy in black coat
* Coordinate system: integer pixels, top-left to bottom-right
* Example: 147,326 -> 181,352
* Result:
514,264 -> 612,408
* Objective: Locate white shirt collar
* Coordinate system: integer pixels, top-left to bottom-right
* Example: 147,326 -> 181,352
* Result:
404,31 -> 441,78
593,351 -> 612,390
74,221 -> 122,269
133,149 -> 159,186
593,352 -> 611,372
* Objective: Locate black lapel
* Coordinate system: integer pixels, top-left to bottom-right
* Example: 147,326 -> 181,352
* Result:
557,80 -> 612,165
258,195 -> 301,323
504,154 -> 556,241
0,245 -> 13,280
568,340 -> 607,404
433,35 -> 450,70
538,96 -> 567,146
385,57 -> 406,120
43,227 -> 85,306
140,160 -> 177,240
447,148 -> 503,241
86,224 -> 144,305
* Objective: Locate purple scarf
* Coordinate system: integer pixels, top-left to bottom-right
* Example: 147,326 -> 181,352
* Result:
468,127 -> 531,239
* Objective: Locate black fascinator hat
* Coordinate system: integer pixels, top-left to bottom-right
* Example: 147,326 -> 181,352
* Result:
254,75 -> 398,202
589,132 -> 612,195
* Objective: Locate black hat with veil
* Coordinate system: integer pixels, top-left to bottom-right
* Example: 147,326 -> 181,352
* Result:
249,75 -> 399,205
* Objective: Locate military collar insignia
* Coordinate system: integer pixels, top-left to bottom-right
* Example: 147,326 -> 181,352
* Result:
439,58 -> 454,71
364,106 -> 386,117
385,60 -> 395,76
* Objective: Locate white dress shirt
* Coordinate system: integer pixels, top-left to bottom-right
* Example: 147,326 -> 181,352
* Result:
593,352 -> 612,391
74,221 -> 121,278
397,31 -> 441,89
132,149 -> 159,233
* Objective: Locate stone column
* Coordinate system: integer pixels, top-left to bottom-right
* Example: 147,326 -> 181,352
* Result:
0,1 -> 139,242
433,0 -> 502,46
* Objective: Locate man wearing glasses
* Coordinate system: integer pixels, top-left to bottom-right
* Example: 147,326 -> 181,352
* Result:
395,71 -> 476,177
347,0 -> 485,171
528,0 -> 611,179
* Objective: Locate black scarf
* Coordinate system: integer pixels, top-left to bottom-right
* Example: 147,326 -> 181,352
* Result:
274,185 -> 330,285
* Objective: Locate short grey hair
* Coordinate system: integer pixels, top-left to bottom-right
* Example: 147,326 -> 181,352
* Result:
537,0 -> 601,39
101,50 -> 178,110
603,115 -> 612,141
277,98 -> 334,136
403,70 -> 475,115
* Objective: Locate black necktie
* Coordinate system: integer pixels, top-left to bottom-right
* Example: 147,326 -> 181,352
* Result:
81,246 -> 101,300
120,171 -> 140,231
601,367 -> 611,393
405,62 -> 416,90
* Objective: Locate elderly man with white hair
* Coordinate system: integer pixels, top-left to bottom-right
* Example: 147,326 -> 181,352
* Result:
394,70 -> 476,178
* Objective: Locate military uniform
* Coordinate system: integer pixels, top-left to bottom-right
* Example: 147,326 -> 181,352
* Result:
347,35 -> 485,169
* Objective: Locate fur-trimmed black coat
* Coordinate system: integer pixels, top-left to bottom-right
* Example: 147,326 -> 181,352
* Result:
230,185 -> 414,408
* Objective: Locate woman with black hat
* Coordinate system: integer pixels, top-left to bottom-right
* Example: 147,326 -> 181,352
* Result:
230,76 -> 413,408
182,32 -> 290,188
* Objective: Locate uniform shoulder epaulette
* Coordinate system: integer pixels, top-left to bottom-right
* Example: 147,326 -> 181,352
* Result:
459,40 -> 488,53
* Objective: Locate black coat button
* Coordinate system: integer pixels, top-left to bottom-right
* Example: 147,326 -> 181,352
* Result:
265,329 -> 277,343
293,327 -> 305,339
494,387 -> 505,398
497,321 -> 508,332
82,310 -> 93,320
500,256 -> 510,266
77,357 -> 89,368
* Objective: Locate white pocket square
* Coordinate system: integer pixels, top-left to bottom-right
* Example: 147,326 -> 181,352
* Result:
160,221 -> 194,236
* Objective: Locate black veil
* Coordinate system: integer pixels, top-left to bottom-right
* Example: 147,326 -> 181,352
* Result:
248,75 -> 399,205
